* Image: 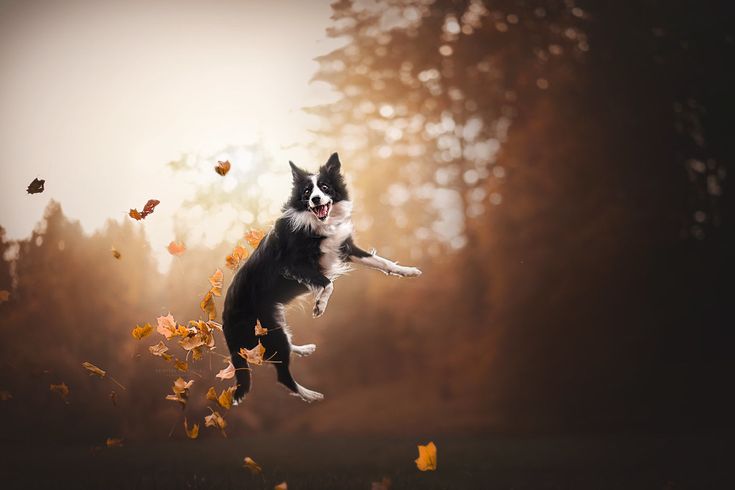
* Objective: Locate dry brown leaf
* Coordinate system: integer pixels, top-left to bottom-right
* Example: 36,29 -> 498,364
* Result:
129,199 -> 160,220
167,241 -> 186,256
111,247 -> 122,260
243,456 -> 262,475
204,408 -> 227,437
26,178 -> 45,194
131,323 -> 153,340
49,382 -> 70,401
225,245 -> 248,270
274,482 -> 288,490
415,441 -> 437,471
217,386 -> 236,410
106,437 -> 123,448
0,290 -> 9,303
82,361 -> 106,377
254,320 -> 268,337
191,347 -> 203,361
206,386 -> 218,401
214,160 -> 231,176
200,290 -> 216,321
238,341 -> 265,366
156,313 -> 178,340
184,418 -> 199,439
215,362 -> 236,381
208,269 -> 223,297
244,229 -> 265,248
173,359 -> 188,372
166,377 -> 194,407
148,341 -> 170,358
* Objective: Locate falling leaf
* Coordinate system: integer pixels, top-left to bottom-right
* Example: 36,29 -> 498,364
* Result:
184,418 -> 199,439
238,341 -> 265,366
274,482 -> 288,490
49,382 -> 70,401
214,160 -> 231,176
156,313 -> 178,339
244,229 -> 266,248
204,408 -> 227,437
131,323 -> 153,340
225,245 -> 248,270
208,269 -> 223,297
129,199 -> 160,220
82,361 -> 106,378
173,359 -> 188,372
148,341 -> 171,360
415,441 -> 437,471
26,178 -> 45,194
106,437 -> 123,448
110,391 -> 118,406
0,290 -> 9,303
111,247 -> 122,259
254,320 -> 268,337
191,347 -> 203,361
371,477 -> 392,490
200,290 -> 216,321
215,362 -> 236,381
242,456 -> 262,475
166,377 -> 194,407
217,386 -> 236,410
0,390 -> 12,401
206,386 -> 218,402
167,241 -> 186,256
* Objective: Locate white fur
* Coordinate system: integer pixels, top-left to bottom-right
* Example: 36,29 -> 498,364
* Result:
354,252 -> 422,277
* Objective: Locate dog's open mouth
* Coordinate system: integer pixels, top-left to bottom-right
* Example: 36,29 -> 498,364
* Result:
310,203 -> 331,221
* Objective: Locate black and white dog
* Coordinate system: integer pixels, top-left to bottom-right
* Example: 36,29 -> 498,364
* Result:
223,153 -> 422,404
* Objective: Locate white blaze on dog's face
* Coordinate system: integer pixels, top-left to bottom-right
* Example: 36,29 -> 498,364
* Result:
307,174 -> 332,221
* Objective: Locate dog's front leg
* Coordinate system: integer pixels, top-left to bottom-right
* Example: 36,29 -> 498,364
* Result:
312,281 -> 333,318
283,266 -> 334,318
344,239 -> 422,277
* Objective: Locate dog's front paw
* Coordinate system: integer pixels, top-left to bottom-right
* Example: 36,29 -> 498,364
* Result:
396,266 -> 422,277
313,301 -> 327,318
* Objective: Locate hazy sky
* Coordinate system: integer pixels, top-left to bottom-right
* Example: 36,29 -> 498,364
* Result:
0,0 -> 340,267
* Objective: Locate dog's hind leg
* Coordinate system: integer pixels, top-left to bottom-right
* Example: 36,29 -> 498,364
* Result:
223,318 -> 253,404
291,343 -> 316,357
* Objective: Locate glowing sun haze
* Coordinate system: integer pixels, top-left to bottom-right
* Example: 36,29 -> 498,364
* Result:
0,0 -> 341,268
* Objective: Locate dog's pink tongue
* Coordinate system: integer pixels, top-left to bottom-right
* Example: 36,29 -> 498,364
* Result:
317,206 -> 328,218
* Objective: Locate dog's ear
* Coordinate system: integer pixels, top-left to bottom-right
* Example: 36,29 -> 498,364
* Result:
289,161 -> 308,181
323,152 -> 341,175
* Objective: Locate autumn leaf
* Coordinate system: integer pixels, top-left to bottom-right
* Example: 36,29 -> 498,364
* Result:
131,323 -> 153,340
204,408 -> 227,437
225,245 -> 248,270
206,386 -> 218,402
244,229 -> 265,248
208,269 -> 223,297
191,347 -> 203,361
111,247 -> 122,259
274,482 -> 288,490
148,341 -> 171,360
415,442 -> 437,471
49,382 -> 70,401
184,418 -> 199,439
215,362 -> 236,381
156,313 -> 178,339
82,361 -> 106,378
166,377 -> 194,407
217,386 -> 236,410
26,178 -> 45,194
214,160 -> 231,176
173,359 -> 188,372
129,199 -> 160,220
242,456 -> 262,475
106,438 -> 123,448
200,290 -> 216,321
0,290 -> 9,303
167,241 -> 186,256
238,341 -> 265,366
254,320 -> 268,336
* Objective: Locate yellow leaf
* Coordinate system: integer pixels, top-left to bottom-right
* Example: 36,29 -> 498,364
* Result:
200,290 -> 216,321
225,245 -> 248,271
244,229 -> 265,248
206,386 -> 218,401
208,269 -> 223,297
204,408 -> 227,437
243,456 -> 262,475
238,341 -> 265,366
415,441 -> 437,471
106,437 -> 123,448
217,386 -> 236,410
214,160 -> 231,176
131,323 -> 153,340
148,341 -> 170,358
156,313 -> 178,339
274,482 -> 288,490
166,377 -> 194,407
184,418 -> 199,439
173,359 -> 188,372
167,241 -> 186,256
254,320 -> 268,337
215,362 -> 236,381
49,382 -> 70,400
82,361 -> 106,377
191,347 -> 203,361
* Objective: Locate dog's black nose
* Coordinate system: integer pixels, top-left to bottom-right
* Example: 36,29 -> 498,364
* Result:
311,196 -> 321,205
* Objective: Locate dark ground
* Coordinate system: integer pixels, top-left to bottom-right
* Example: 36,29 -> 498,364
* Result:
0,433 -> 729,489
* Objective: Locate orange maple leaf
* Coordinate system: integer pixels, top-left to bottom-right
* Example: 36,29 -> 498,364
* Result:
200,290 -> 216,321
254,320 -> 268,336
131,323 -> 153,340
167,241 -> 186,256
415,441 -> 437,471
238,341 -> 265,366
214,160 -> 231,176
225,245 -> 248,271
204,408 -> 227,437
208,269 -> 223,297
244,229 -> 265,248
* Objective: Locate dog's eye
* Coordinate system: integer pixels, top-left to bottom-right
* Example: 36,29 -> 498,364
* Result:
304,188 -> 311,196
320,184 -> 329,192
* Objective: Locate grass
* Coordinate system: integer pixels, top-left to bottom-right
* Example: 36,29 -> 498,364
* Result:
0,433 -> 727,489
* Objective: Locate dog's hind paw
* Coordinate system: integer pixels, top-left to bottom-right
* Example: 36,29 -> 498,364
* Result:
233,386 -> 248,406
292,343 -> 317,357
292,384 -> 324,403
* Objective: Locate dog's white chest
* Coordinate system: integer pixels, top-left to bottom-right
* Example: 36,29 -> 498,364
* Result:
319,219 -> 353,280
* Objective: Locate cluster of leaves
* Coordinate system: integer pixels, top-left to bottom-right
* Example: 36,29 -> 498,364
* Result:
128,199 -> 160,221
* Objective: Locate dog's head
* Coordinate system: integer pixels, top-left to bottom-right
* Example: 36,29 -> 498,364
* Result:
286,153 -> 349,222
